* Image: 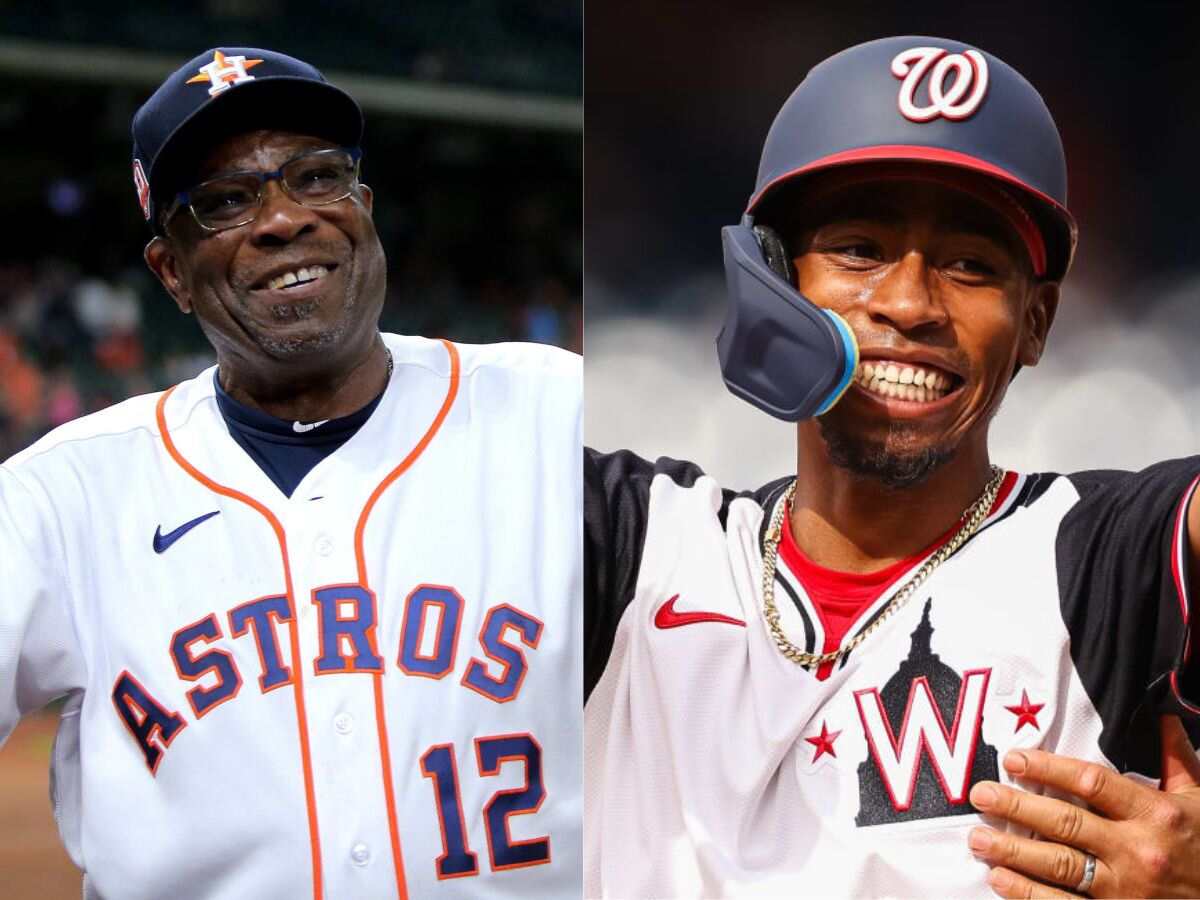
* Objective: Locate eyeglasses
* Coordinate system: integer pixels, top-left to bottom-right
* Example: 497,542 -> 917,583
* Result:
163,147 -> 363,233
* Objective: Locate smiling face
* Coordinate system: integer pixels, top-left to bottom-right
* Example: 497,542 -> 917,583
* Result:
145,129 -> 386,386
783,166 -> 1060,487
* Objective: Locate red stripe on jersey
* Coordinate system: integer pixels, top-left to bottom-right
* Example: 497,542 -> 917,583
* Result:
779,471 -> 1017,680
1170,474 -> 1200,672
1170,475 -> 1199,627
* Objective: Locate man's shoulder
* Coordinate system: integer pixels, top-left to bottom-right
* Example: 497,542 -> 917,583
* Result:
585,448 -> 789,530
3,390 -> 167,474
385,333 -> 580,381
586,448 -> 785,492
586,449 -> 712,492
1031,458 -> 1200,505
454,338 -> 581,381
1068,458 -> 1200,483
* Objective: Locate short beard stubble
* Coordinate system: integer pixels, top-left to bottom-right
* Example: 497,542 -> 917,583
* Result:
817,416 -> 956,489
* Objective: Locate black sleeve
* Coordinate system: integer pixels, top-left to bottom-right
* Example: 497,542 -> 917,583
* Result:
583,448 -> 712,701
1055,457 -> 1200,775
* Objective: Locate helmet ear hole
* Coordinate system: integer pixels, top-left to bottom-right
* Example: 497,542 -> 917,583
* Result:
752,224 -> 795,285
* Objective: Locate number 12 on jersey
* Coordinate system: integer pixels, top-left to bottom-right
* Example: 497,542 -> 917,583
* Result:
420,733 -> 550,879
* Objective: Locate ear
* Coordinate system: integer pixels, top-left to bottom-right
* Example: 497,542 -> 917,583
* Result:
1018,280 -> 1059,367
144,236 -> 193,315
356,183 -> 374,214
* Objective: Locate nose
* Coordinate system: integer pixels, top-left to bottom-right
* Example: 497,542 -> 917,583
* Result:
865,250 -> 949,333
248,178 -> 319,245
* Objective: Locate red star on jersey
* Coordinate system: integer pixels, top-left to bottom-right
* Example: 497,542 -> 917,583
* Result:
805,721 -> 842,762
1005,690 -> 1045,733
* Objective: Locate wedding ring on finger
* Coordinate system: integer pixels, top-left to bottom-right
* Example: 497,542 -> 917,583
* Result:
1075,852 -> 1097,894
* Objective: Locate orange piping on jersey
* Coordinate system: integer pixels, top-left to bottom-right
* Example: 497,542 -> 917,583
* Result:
354,338 -> 461,900
155,386 -> 324,900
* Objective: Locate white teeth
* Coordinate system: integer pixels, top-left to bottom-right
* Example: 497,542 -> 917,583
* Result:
267,264 -> 330,291
854,360 -> 955,403
854,358 -> 955,398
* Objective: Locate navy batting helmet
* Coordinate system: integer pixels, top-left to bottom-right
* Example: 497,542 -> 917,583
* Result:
718,35 -> 1078,422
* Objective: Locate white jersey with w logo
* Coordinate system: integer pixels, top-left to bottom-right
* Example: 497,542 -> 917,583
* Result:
584,451 -> 1200,898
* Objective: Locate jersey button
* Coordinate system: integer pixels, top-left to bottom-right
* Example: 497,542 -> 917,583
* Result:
350,842 -> 370,866
315,535 -> 334,556
334,713 -> 354,735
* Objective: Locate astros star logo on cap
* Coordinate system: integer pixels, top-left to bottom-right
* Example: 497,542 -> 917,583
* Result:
185,50 -> 264,97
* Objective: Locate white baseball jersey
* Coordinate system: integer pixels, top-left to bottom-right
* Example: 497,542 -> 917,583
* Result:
585,450 -> 1200,898
0,334 -> 582,900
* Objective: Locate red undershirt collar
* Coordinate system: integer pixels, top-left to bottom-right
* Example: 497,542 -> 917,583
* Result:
775,472 -> 1016,679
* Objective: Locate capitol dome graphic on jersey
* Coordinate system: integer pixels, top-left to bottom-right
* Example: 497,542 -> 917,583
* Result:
855,599 -> 999,826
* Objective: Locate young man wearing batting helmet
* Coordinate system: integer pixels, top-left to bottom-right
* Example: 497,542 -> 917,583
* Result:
0,48 -> 581,899
586,36 -> 1200,898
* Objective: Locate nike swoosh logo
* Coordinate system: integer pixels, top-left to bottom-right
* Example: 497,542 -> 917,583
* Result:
654,595 -> 746,629
293,419 -> 329,433
153,511 -> 221,554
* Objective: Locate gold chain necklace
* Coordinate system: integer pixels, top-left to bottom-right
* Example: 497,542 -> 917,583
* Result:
760,465 -> 1005,669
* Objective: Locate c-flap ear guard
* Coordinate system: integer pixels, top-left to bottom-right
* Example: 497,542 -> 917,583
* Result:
717,221 -> 859,422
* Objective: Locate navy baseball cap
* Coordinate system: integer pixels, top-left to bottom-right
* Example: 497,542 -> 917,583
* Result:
132,47 -> 363,233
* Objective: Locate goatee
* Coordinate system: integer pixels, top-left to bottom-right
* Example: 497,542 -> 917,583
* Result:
817,418 -> 956,489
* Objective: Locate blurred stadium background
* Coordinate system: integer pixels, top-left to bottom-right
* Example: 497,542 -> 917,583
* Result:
586,0 -> 1200,487
0,2 -> 579,894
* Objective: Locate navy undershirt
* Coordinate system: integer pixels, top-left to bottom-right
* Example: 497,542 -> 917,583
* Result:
213,372 -> 384,498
